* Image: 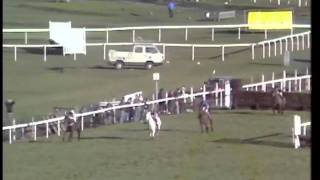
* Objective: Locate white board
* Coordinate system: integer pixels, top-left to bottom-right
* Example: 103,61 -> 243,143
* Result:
49,21 -> 72,45
63,28 -> 86,55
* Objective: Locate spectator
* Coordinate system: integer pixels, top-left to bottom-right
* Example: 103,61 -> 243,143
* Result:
158,88 -> 167,114
119,97 -> 127,123
167,0 -> 176,18
105,103 -> 114,124
133,95 -> 143,122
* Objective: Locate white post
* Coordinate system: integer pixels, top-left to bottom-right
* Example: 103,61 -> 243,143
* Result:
9,129 -> 12,144
183,88 -> 187,103
280,40 -> 283,55
268,42 -> 271,57
274,41 -> 277,56
46,122 -> 49,139
163,45 -> 166,60
21,127 -> 25,139
190,87 -> 194,104
305,0 -> 308,6
132,30 -> 135,42
294,115 -> 301,149
25,32 -> 28,44
262,74 -> 266,92
215,83 -> 218,106
251,44 -> 255,60
152,94 -> 155,110
294,69 -> 298,91
285,38 -> 288,51
296,36 -> 300,51
158,29 -> 162,42
298,0 -> 301,7
298,78 -> 302,92
12,119 -> 16,142
73,54 -> 76,61
34,124 -> 37,141
272,72 -> 275,88
302,35 -> 305,50
192,45 -> 195,61
106,30 -> 109,43
14,46 -> 17,62
103,44 -> 106,60
202,84 -> 206,101
262,44 -> 265,59
306,67 -> 310,91
264,29 -> 268,39
283,70 -> 286,91
238,27 -> 241,40
57,120 -> 60,136
165,91 -> 169,112
278,0 -> 280,5
44,46 -> 47,62
211,28 -> 215,41
222,46 -> 225,61
288,79 -> 292,92
185,28 -> 188,41
81,116 -> 84,131
253,0 -> 256,3
220,90 -> 223,107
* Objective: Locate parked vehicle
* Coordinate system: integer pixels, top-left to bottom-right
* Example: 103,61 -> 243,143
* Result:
108,44 -> 165,70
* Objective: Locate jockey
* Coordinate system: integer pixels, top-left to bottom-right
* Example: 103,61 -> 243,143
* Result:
200,99 -> 210,112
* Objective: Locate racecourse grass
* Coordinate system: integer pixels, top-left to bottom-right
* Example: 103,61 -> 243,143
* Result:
3,110 -> 310,180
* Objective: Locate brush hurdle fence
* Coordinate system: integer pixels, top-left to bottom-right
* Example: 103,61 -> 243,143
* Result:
3,84 -> 227,144
242,68 -> 311,92
3,24 -> 310,61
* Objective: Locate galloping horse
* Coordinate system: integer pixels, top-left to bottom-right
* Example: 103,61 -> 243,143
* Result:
272,88 -> 286,114
198,106 -> 214,133
145,111 -> 162,137
62,111 -> 81,142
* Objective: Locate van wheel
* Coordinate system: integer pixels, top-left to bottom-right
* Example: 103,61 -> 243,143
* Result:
145,62 -> 153,70
115,61 -> 124,70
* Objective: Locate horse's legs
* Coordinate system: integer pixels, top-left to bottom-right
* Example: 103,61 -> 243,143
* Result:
68,130 -> 73,142
209,119 -> 214,132
77,128 -> 81,140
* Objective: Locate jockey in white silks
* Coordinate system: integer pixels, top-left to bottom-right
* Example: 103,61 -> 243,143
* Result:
145,111 -> 162,137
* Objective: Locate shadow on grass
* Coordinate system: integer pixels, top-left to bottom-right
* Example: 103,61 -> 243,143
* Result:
211,133 -> 293,148
88,65 -> 154,71
22,47 -> 63,55
119,128 -> 198,134
293,59 -> 311,63
80,136 -> 125,140
209,47 -> 250,60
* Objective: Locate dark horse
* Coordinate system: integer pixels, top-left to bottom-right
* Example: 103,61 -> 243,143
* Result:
272,88 -> 286,114
198,107 -> 214,133
62,111 -> 81,142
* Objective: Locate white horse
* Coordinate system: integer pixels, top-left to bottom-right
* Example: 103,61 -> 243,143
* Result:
146,111 -> 162,137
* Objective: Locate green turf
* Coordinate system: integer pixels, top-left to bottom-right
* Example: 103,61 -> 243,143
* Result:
3,110 -> 310,180
3,0 -> 310,124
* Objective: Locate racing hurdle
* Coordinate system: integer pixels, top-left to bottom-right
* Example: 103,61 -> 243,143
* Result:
292,115 -> 311,149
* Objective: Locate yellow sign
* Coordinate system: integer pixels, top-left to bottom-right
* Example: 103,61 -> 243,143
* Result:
248,11 -> 293,30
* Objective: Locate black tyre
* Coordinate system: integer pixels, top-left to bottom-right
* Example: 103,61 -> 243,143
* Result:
115,61 -> 124,70
145,61 -> 153,70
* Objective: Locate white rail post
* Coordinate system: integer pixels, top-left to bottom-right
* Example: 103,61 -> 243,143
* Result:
283,70 -> 286,91
106,30 -> 109,43
73,54 -> 76,61
9,129 -> 12,144
222,46 -> 225,61
238,27 -> 241,40
294,115 -> 301,149
264,29 -> 268,39
14,46 -> 17,62
152,94 -> 155,110
158,29 -> 162,42
280,39 -> 283,55
162,45 -> 166,60
215,83 -> 218,106
299,77 -> 302,92
21,127 -> 24,140
192,45 -> 195,61
57,120 -> 60,136
285,38 -> 288,51
298,0 -> 301,7
44,46 -> 47,62
25,32 -> 28,44
262,43 -> 265,59
81,115 -> 84,131
132,29 -> 135,42
268,42 -> 271,57
278,0 -> 280,5
185,28 -> 188,41
251,44 -> 255,60
272,72 -> 275,88
220,89 -> 223,107
103,44 -> 107,60
190,87 -> 194,104
302,35 -> 305,50
262,74 -> 266,92
307,33 -> 310,48
274,41 -> 277,56
183,88 -> 187,103
211,28 -> 215,41
288,76 -> 292,92
306,67 -> 310,91
294,69 -> 298,91
46,122 -> 49,139
291,37 -> 294,51
296,36 -> 300,51
34,124 -> 37,141
305,0 -> 308,6
12,119 -> 16,142
165,91 -> 169,112
203,84 -> 206,101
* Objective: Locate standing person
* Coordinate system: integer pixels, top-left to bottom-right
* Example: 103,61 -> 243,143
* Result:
167,0 -> 176,18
